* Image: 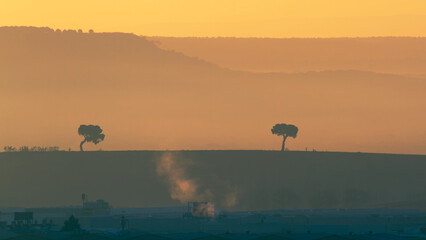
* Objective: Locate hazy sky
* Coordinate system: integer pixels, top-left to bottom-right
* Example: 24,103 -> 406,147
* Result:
1,0 -> 426,37
1,2 -> 426,154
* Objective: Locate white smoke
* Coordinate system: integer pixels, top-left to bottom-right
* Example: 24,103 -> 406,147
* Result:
223,190 -> 238,208
191,202 -> 215,217
156,152 -> 240,210
156,152 -> 212,203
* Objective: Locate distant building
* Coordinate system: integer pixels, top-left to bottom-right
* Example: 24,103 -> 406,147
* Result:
13,212 -> 33,226
82,199 -> 110,216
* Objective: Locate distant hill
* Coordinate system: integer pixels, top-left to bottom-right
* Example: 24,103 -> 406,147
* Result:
1,150 -> 426,210
148,37 -> 426,77
0,27 -> 425,154
0,26 -> 225,90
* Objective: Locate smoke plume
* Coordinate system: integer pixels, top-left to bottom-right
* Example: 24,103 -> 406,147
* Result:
156,152 -> 212,203
223,190 -> 238,208
192,202 -> 215,217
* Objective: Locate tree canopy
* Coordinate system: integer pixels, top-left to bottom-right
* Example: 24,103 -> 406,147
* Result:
78,124 -> 105,151
62,215 -> 80,232
271,123 -> 298,151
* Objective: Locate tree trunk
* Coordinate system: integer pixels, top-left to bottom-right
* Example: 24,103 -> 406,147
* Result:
281,135 -> 288,151
80,139 -> 86,151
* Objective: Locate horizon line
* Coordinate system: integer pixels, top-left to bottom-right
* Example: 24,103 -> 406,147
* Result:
1,149 -> 425,157
2,25 -> 426,39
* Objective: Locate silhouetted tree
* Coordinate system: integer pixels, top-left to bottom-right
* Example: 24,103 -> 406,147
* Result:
19,146 -> 29,152
271,123 -> 298,151
3,146 -> 16,152
78,125 -> 105,151
61,215 -> 80,232
48,146 -> 60,152
38,146 -> 48,152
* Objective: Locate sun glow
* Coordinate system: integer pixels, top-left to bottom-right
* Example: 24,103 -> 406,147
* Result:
1,0 -> 425,37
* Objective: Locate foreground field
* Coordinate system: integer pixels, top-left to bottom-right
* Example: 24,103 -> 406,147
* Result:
1,150 -> 426,210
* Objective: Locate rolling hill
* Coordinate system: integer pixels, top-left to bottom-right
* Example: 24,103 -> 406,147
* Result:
148,37 -> 426,77
0,27 -> 425,154
1,151 -> 426,210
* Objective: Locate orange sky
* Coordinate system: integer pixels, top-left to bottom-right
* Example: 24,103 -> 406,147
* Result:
1,0 -> 426,37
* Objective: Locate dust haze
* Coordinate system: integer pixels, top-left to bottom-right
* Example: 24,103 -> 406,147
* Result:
1,27 -> 425,154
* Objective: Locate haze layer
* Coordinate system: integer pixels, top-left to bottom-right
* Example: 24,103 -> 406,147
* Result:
1,27 -> 426,154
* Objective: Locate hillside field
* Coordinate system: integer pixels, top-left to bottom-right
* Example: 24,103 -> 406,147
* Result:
1,150 -> 425,210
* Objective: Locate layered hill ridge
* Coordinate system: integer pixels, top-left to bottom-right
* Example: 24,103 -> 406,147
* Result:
149,36 -> 426,77
0,27 -> 425,154
0,26 -> 228,90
